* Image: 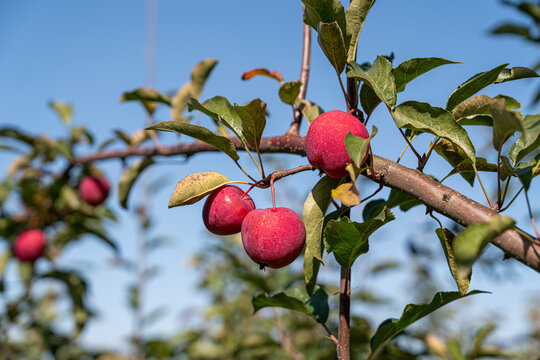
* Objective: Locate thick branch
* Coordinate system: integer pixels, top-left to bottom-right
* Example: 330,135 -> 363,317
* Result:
72,135 -> 540,272
366,156 -> 540,272
73,135 -> 306,164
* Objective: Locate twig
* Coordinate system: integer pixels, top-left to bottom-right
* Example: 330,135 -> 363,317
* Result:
338,76 -> 352,110
524,189 -> 540,239
473,166 -> 493,208
347,78 -> 358,115
499,186 -> 523,212
272,309 -> 305,360
320,322 -> 339,345
496,143 -> 503,209
418,136 -> 440,172
287,19 -> 312,135
338,266 -> 351,360
359,183 -> 383,203
259,164 -> 315,187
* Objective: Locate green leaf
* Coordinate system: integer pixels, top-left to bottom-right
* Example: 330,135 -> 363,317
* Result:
509,114 -> 540,164
394,101 -> 476,164
513,1 -> 540,22
452,94 -> 496,121
347,57 -> 396,108
0,128 -> 35,145
42,270 -> 92,333
146,120 -> 239,162
362,190 -> 422,221
234,98 -> 267,150
458,115 -> 494,127
118,158 -> 154,209
491,23 -> 532,40
453,216 -> 515,281
345,125 -> 377,167
359,83 -> 381,116
368,291 -> 487,359
114,129 -> 132,145
362,199 -> 386,221
435,138 -> 474,184
48,100 -> 73,124
302,0 -> 347,44
296,99 -> 324,125
171,58 -> 218,120
324,208 -> 394,268
495,66 -> 539,83
252,287 -> 330,323
305,287 -> 330,323
453,94 -> 522,124
500,156 -> 515,181
120,87 -> 172,106
345,0 -> 376,62
168,172 -> 232,208
188,96 -> 245,142
393,57 -> 459,93
303,247 -> 321,296
447,340 -> 466,360
278,81 -> 302,105
317,21 -> 348,75
446,63 -> 508,112
303,176 -> 343,261
444,157 -> 500,186
18,261 -> 33,284
385,188 -> 422,211
435,228 -> 470,295
241,68 -> 284,83
490,98 -> 524,150
515,153 -> 540,190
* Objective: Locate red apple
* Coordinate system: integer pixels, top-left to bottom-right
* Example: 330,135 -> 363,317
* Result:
13,229 -> 46,263
306,110 -> 369,178
202,185 -> 256,235
241,207 -> 306,269
79,175 -> 110,206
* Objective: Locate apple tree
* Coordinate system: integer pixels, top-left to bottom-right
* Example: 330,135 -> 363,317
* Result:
0,1 -> 539,359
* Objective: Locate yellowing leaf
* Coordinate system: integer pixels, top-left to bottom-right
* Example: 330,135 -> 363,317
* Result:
331,182 -> 360,207
168,172 -> 232,208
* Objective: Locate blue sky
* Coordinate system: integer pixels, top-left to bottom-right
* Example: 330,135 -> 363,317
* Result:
1,0 -> 539,353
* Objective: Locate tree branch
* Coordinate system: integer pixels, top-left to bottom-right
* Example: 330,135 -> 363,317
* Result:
72,135 -> 540,272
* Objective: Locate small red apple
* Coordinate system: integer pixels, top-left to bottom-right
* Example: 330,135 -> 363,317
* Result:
202,185 -> 256,235
241,207 -> 306,269
306,110 -> 369,178
13,229 -> 46,263
79,175 -> 110,206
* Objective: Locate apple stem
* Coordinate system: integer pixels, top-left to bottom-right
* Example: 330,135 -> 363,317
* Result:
241,184 -> 256,200
270,174 -> 277,209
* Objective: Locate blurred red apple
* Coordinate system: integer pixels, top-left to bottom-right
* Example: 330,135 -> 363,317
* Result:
202,185 -> 256,235
241,207 -> 306,269
79,175 -> 110,206
14,229 -> 46,263
306,110 -> 369,178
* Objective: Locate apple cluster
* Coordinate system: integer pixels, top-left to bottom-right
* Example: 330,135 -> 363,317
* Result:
12,174 -> 111,264
202,185 -> 306,269
202,110 -> 368,270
